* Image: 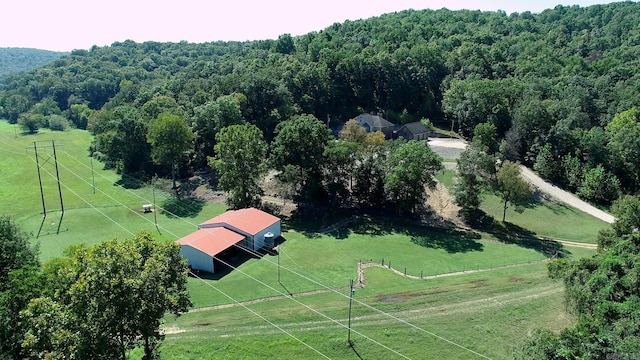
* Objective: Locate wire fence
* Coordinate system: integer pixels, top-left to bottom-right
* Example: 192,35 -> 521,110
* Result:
356,256 -> 551,283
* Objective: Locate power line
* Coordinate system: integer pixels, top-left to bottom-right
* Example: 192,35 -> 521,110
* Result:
47,155 -> 417,358
188,271 -> 332,359
30,155 -> 334,359
52,145 -> 492,359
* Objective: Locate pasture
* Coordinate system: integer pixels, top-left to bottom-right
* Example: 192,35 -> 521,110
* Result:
0,122 -> 602,359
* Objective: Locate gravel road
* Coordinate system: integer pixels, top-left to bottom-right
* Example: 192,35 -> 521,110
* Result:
519,166 -> 614,223
428,138 -> 615,224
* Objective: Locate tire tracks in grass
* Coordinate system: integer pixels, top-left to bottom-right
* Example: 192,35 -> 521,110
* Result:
168,284 -> 562,338
172,261 -> 556,337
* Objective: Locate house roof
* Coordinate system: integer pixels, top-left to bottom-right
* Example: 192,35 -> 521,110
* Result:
400,121 -> 429,135
199,208 -> 280,235
177,227 -> 245,256
355,113 -> 395,130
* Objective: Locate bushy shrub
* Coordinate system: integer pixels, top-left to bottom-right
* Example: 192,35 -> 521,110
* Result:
47,114 -> 69,131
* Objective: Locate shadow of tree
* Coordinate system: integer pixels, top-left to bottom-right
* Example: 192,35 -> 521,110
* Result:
410,227 -> 483,253
467,210 -> 566,257
161,197 -> 205,218
286,207 -> 484,254
115,174 -> 145,189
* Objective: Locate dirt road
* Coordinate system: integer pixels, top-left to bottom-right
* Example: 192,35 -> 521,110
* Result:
428,138 -> 615,224
518,166 -> 614,223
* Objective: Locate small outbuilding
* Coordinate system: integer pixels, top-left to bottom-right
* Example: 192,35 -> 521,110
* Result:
177,208 -> 281,274
199,208 -> 281,251
395,121 -> 430,141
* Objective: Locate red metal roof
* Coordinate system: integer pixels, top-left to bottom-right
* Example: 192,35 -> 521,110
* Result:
199,208 -> 280,235
176,227 -> 245,256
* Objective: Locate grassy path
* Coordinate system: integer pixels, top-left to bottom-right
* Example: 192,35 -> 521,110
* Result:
186,259 -> 548,315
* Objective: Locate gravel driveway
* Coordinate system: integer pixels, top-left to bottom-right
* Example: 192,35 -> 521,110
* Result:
428,138 -> 615,224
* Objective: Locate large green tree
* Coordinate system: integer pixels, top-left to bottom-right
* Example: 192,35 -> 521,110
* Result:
453,132 -> 497,218
518,201 -> 640,358
322,140 -> 359,207
211,124 -> 267,209
191,94 -> 246,166
270,114 -> 331,202
606,108 -> 640,192
0,216 -> 40,358
385,140 -> 443,213
94,106 -> 152,175
147,112 -> 194,195
21,231 -> 191,360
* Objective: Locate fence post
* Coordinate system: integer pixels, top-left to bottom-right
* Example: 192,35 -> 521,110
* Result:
388,261 -> 391,269
382,258 -> 384,266
404,268 -> 407,276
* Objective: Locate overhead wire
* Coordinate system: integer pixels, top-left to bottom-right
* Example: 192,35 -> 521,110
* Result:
50,150 -> 418,359
28,153 -> 335,359
19,136 -> 493,359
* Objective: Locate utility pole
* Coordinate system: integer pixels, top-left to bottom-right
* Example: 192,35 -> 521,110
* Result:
33,141 -> 46,217
347,278 -> 355,345
274,245 -> 281,283
90,145 -> 96,194
52,140 -> 64,235
152,175 -> 160,235
29,141 -> 64,237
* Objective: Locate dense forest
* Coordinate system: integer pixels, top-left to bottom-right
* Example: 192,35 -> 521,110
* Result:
0,48 -> 67,88
4,3 -> 640,357
1,2 -> 640,206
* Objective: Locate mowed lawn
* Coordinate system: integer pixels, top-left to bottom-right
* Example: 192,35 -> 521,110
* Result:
2,123 -> 598,359
0,122 -> 227,259
436,170 -> 609,244
185,226 -> 551,309
161,264 -> 570,359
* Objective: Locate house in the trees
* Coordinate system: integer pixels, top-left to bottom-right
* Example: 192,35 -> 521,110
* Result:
355,113 -> 396,139
395,121 -> 430,141
177,208 -> 281,274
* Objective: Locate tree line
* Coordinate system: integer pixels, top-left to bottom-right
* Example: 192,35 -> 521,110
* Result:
1,2 -> 640,205
516,195 -> 640,358
0,48 -> 66,89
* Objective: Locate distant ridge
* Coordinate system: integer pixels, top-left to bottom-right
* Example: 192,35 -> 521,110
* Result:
0,47 -> 68,87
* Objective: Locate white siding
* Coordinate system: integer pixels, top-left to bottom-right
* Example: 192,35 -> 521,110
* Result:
252,221 -> 281,250
179,245 -> 214,273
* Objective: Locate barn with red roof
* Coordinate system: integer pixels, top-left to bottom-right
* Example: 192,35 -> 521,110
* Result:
177,208 -> 281,273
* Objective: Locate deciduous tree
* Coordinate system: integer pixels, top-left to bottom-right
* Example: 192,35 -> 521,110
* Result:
385,140 -> 443,212
211,124 -> 267,209
21,232 -> 191,360
270,114 -> 331,202
147,113 -> 194,195
0,216 -> 40,358
496,161 -> 532,222
339,119 -> 368,144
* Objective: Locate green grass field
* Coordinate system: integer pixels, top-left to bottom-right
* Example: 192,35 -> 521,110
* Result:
436,170 -> 609,244
1,122 -> 601,359
161,265 -> 570,359
0,122 -> 227,259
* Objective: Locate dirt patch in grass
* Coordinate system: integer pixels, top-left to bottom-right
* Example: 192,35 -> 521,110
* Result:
162,326 -> 186,335
468,279 -> 489,288
376,294 -> 413,303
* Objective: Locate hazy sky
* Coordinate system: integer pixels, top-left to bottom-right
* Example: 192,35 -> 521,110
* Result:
1,0 -> 625,51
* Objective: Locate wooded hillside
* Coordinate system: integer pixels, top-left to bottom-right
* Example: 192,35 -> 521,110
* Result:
0,48 -> 67,88
1,2 -> 640,203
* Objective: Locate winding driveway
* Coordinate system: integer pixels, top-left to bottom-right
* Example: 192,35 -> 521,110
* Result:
428,138 -> 615,224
